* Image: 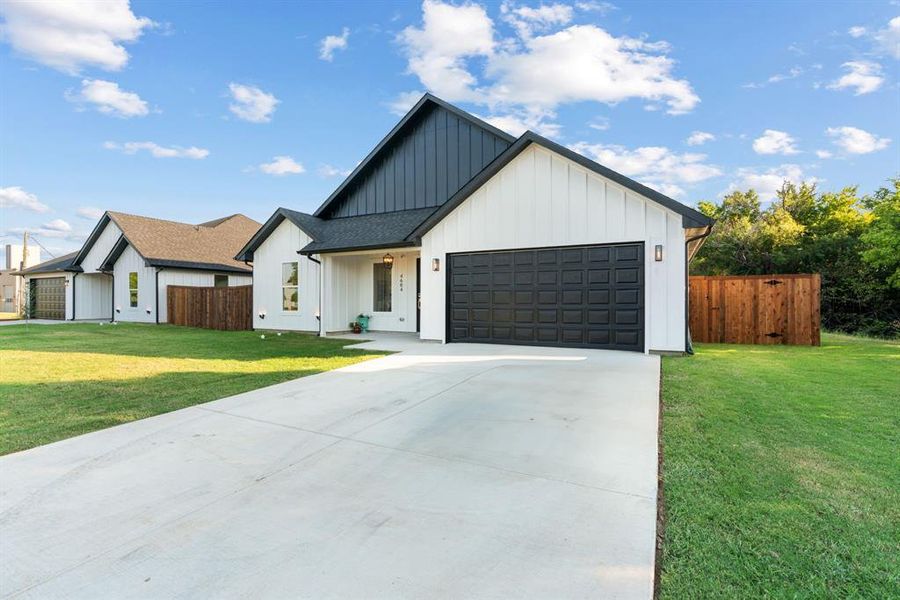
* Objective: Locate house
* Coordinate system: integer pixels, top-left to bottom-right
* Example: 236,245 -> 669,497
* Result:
0,242 -> 42,314
20,212 -> 259,322
238,94 -> 713,353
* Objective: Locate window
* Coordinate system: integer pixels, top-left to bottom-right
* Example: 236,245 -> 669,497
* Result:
128,271 -> 138,307
214,275 -> 228,288
282,262 -> 299,311
373,263 -> 392,312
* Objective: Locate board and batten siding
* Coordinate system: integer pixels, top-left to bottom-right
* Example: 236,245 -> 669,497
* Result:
74,274 -> 111,319
251,218 -> 320,331
419,144 -> 688,352
112,244 -> 156,323
79,221 -> 122,273
322,105 -> 511,218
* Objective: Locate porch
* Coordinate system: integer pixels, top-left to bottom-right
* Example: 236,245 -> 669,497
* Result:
321,248 -> 421,336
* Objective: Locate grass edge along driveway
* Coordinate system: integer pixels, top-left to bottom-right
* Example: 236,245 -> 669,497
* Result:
0,323 -> 384,455
659,333 -> 899,598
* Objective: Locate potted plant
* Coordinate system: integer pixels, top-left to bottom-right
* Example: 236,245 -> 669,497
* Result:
356,313 -> 372,332
349,321 -> 362,334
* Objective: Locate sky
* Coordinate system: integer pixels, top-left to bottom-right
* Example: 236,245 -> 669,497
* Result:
1,0 -> 898,261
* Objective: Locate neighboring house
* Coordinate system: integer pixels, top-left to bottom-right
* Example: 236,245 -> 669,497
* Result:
20,212 -> 259,322
0,242 -> 42,314
238,94 -> 714,353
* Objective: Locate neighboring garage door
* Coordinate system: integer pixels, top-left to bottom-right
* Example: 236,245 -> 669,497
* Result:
30,277 -> 66,320
448,243 -> 644,351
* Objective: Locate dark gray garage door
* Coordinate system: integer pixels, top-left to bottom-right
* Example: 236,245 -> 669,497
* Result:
448,243 -> 644,351
29,277 -> 66,320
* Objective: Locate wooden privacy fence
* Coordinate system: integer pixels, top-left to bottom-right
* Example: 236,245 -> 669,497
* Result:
689,274 -> 821,346
167,285 -> 252,331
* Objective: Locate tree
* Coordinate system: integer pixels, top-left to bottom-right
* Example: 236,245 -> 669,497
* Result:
860,180 -> 900,289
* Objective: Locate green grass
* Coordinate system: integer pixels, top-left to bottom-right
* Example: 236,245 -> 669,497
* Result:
0,323 -> 383,455
659,333 -> 899,599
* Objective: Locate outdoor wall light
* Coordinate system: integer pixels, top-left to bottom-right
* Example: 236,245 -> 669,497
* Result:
432,258 -> 440,272
382,253 -> 394,269
145,306 -> 152,315
654,244 -> 664,262
115,306 -> 121,313
258,309 -> 267,320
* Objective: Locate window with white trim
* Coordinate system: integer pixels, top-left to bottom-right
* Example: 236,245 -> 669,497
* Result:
282,262 -> 299,311
128,272 -> 138,307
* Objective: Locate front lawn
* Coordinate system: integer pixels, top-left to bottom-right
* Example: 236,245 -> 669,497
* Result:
660,334 -> 899,598
0,323 -> 382,455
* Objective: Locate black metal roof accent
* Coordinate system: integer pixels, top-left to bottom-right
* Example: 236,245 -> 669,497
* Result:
18,251 -> 82,275
407,131 -> 714,241
299,207 -> 436,254
146,259 -> 252,273
72,212 -> 112,267
312,93 -> 515,218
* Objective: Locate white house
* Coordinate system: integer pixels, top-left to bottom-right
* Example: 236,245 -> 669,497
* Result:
239,94 -> 714,353
20,212 -> 259,322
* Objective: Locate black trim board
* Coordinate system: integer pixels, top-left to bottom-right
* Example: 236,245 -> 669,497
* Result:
72,212 -> 112,267
312,93 -> 515,218
407,132 -> 714,241
235,208 -> 323,262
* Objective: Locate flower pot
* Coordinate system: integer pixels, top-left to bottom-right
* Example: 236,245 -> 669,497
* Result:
357,315 -> 370,332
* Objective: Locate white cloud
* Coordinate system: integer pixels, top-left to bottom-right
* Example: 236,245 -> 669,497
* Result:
826,126 -> 891,154
66,79 -> 149,117
570,142 -> 721,197
42,218 -> 72,233
588,116 -> 610,131
104,141 -> 209,159
228,83 -> 278,123
815,149 -> 833,159
398,0 -> 495,103
743,66 -> 802,88
874,16 -> 900,59
481,111 -> 561,137
319,27 -> 349,61
575,1 -> 617,14
259,156 -> 305,176
387,90 -> 425,115
396,0 -> 698,128
729,164 -> 812,202
318,164 -> 352,178
752,129 -> 799,155
501,2 -> 573,39
76,206 -> 105,220
0,186 -> 50,212
827,61 -> 884,95
848,26 -> 867,38
686,131 -> 715,146
0,0 -> 154,74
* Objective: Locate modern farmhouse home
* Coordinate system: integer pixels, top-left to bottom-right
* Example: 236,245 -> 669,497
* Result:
239,94 -> 714,353
20,212 -> 259,322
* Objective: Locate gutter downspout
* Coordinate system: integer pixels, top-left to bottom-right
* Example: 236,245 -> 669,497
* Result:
684,225 -> 713,355
110,273 -> 115,323
155,268 -> 162,324
303,253 -> 322,336
70,272 -> 78,320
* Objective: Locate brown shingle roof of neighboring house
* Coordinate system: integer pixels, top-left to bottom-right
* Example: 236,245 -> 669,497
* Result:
103,212 -> 260,273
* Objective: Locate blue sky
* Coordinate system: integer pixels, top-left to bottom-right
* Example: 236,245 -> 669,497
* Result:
1,0 -> 898,260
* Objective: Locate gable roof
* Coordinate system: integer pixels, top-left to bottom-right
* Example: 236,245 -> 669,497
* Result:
77,212 -> 260,273
312,93 -> 515,218
18,251 -> 80,275
407,131 -> 714,242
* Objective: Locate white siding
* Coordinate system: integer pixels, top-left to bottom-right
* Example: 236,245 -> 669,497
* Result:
252,219 -> 320,331
322,252 -> 419,334
79,221 -> 122,273
112,245 -> 155,323
74,273 -> 111,319
419,144 -> 688,352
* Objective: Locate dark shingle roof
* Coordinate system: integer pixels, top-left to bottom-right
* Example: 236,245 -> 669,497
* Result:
19,251 -> 80,275
300,208 -> 436,253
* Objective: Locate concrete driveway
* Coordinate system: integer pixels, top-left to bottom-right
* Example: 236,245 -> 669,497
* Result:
0,335 -> 661,599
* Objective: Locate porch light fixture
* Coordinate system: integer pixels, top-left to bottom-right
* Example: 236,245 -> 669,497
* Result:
115,306 -> 121,314
258,308 -> 267,320
145,306 -> 152,315
654,244 -> 664,262
431,258 -> 440,272
382,253 -> 394,269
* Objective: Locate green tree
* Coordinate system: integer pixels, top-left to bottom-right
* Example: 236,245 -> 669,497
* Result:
860,180 -> 900,289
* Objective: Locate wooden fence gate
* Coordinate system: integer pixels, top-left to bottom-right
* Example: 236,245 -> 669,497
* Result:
689,274 -> 821,345
167,285 -> 252,331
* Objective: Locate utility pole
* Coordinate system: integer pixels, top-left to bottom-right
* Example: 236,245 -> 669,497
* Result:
21,231 -> 28,271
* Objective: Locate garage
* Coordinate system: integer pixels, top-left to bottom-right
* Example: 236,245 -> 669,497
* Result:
29,277 -> 66,320
448,242 -> 644,351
